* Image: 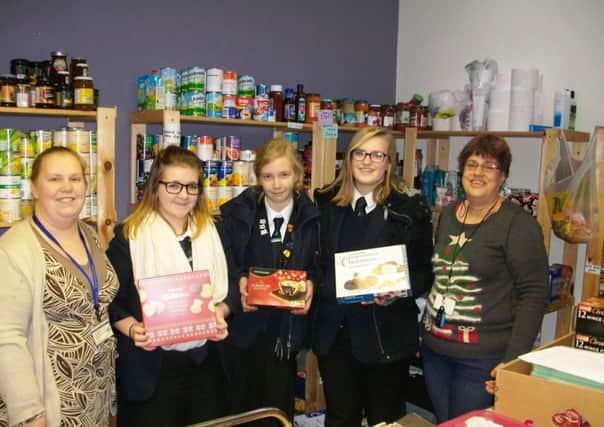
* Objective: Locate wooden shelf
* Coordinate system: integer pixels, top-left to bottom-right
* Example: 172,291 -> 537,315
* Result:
0,106 -> 99,121
545,298 -> 575,314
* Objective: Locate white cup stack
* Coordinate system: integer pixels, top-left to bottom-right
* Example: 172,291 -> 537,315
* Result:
509,68 -> 540,131
487,71 -> 511,131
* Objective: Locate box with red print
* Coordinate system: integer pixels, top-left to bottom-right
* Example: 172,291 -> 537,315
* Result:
247,267 -> 307,309
137,270 -> 217,346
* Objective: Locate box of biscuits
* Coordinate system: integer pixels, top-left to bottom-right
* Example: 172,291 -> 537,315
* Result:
247,267 -> 307,309
137,270 -> 217,346
334,244 -> 411,303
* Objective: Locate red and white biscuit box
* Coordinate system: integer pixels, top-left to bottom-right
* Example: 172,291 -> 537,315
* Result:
137,270 -> 217,346
247,267 -> 307,309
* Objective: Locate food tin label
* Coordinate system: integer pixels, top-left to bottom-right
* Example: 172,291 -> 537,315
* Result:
206,92 -> 223,118
225,136 -> 240,160
217,185 -> 233,207
237,75 -> 255,97
232,161 -> 249,186
202,160 -> 218,186
206,68 -> 223,93
204,186 -> 218,212
0,198 -> 21,223
0,128 -> 21,152
217,160 -> 233,186
0,152 -> 22,176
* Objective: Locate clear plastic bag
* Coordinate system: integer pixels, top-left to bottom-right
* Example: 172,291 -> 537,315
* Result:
544,131 -> 598,243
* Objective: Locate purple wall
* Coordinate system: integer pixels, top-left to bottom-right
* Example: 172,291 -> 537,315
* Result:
1,0 -> 399,219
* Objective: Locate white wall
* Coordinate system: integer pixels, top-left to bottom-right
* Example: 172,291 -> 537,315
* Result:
396,0 -> 604,342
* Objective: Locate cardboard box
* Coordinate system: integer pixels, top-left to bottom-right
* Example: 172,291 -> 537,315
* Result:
574,332 -> 604,353
334,244 -> 411,303
576,297 -> 604,338
494,333 -> 604,425
137,270 -> 217,346
247,267 -> 307,309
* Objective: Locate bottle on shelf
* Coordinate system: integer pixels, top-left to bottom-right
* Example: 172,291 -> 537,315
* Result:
569,90 -> 577,131
268,84 -> 283,122
283,87 -> 296,122
295,83 -> 306,123
55,71 -> 73,109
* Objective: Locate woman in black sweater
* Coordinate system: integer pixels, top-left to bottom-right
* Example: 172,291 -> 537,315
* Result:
313,127 -> 434,427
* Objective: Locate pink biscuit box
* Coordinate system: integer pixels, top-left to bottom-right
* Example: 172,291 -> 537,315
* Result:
438,410 -> 528,426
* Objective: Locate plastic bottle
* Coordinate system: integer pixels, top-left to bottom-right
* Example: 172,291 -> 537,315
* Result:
569,90 -> 577,131
268,84 -> 283,122
283,88 -> 296,122
295,83 -> 306,123
553,89 -> 570,129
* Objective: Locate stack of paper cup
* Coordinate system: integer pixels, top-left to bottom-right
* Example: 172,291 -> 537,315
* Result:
510,68 -> 540,131
487,72 -> 511,131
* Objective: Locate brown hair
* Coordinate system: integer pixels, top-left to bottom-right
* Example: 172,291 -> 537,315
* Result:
30,146 -> 87,183
458,134 -> 512,177
254,137 -> 304,188
123,145 -> 210,239
319,127 -> 404,207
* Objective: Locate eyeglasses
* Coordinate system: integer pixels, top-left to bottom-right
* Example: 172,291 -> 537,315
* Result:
159,180 -> 201,195
464,160 -> 500,173
351,149 -> 388,163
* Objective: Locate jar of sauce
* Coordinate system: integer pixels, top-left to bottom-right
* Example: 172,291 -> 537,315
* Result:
340,98 -> 355,125
0,74 -> 17,107
50,51 -> 67,85
367,104 -> 381,126
354,100 -> 368,127
320,98 -> 337,123
381,104 -> 395,128
15,74 -> 29,107
269,84 -> 283,122
305,93 -> 321,123
70,58 -> 88,81
36,73 -> 55,108
55,71 -> 73,109
74,76 -> 95,110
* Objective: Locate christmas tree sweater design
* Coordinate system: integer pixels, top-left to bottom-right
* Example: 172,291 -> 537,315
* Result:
423,231 -> 482,344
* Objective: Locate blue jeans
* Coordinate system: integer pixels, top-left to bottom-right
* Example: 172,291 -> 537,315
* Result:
421,344 -> 500,423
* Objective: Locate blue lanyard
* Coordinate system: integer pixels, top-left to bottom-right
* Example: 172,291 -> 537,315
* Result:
33,215 -> 101,321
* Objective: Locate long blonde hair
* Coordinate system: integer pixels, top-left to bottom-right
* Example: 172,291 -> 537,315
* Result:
320,127 -> 404,206
253,137 -> 304,188
123,145 -> 211,239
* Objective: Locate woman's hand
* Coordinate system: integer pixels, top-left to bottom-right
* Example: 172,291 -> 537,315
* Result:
128,321 -> 156,351
485,362 -> 504,394
291,280 -> 313,315
210,302 -> 230,341
239,276 -> 257,312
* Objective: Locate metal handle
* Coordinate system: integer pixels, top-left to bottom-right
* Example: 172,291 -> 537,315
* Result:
186,407 -> 291,427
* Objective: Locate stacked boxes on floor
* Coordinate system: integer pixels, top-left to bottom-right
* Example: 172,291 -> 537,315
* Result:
574,297 -> 604,353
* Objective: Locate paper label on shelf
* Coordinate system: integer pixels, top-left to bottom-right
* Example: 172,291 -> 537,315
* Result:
584,263 -> 601,275
321,124 -> 338,139
287,121 -> 304,130
318,110 -> 334,126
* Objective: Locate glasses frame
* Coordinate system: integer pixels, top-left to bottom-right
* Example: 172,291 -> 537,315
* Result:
464,160 -> 500,173
158,180 -> 201,195
351,149 -> 388,163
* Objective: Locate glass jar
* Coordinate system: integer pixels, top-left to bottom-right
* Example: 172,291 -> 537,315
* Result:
10,59 -> 30,77
50,51 -> 67,85
36,74 -> 55,108
0,74 -> 17,107
320,98 -> 337,123
340,97 -> 355,125
354,100 -> 368,127
381,104 -> 395,128
305,93 -> 321,123
409,105 -> 420,128
15,74 -> 29,107
395,102 -> 411,131
55,71 -> 73,109
70,58 -> 88,81
367,104 -> 381,126
74,76 -> 95,110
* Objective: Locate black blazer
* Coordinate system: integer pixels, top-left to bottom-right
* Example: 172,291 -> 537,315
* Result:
217,187 -> 319,352
312,186 -> 434,364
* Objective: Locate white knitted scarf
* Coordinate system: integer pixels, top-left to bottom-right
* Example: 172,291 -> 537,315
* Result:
129,212 -> 228,350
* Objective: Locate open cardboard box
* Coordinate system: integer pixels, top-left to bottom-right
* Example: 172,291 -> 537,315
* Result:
494,332 -> 603,425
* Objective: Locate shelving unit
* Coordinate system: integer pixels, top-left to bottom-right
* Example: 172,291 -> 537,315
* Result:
128,110 -> 359,206
397,126 -> 602,337
0,106 -> 117,248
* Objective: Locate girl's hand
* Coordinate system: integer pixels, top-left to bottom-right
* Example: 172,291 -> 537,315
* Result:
129,321 -> 156,351
292,280 -> 313,315
210,302 -> 230,341
485,362 -> 504,394
239,276 -> 257,312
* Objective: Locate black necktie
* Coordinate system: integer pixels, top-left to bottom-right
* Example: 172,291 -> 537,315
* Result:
271,217 -> 284,243
354,197 -> 367,217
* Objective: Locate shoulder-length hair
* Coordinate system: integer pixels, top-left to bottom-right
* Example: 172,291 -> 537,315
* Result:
123,145 -> 211,239
253,137 -> 304,189
319,127 -> 405,207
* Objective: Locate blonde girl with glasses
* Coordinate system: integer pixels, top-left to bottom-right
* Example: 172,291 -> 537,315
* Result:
313,127 -> 434,426
107,145 -> 234,426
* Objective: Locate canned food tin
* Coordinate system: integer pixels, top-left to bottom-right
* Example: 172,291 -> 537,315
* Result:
204,186 -> 218,212
240,149 -> 256,162
217,160 -> 233,186
217,186 -> 233,207
20,156 -> 34,179
29,130 -> 52,154
214,137 -> 226,161
197,135 -> 214,161
20,199 -> 33,218
222,70 -> 238,95
206,68 -> 223,93
224,136 -> 240,160
67,128 -> 90,153
0,151 -> 22,175
0,128 -> 21,152
206,92 -> 223,118
236,95 -> 254,120
222,94 -> 238,118
88,151 -> 97,174
202,160 -> 218,186
232,161 -> 249,186
53,128 -> 69,147
0,176 -> 21,199
86,173 -> 98,195
283,132 -> 298,148
189,66 -> 206,92
0,198 -> 21,223
19,136 -> 35,157
238,75 -> 255,97
20,178 -> 31,200
181,135 -> 196,153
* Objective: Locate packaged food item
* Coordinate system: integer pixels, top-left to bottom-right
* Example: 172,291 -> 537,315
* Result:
247,267 -> 307,309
